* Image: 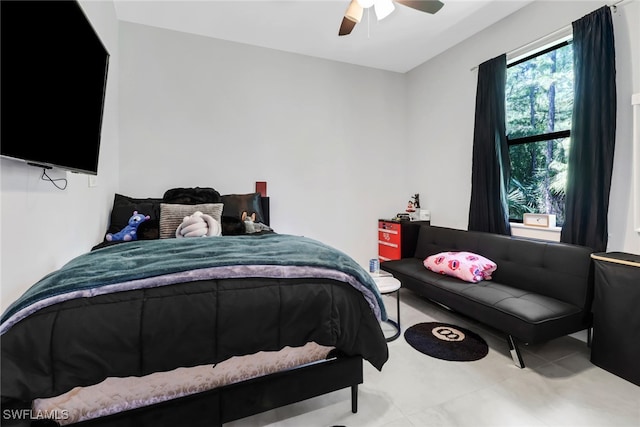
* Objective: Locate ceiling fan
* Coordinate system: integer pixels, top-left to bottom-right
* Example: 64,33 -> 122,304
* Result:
339,0 -> 444,36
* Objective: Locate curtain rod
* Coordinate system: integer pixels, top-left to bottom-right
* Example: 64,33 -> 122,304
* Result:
611,0 -> 635,12
469,24 -> 569,72
470,0 -> 631,72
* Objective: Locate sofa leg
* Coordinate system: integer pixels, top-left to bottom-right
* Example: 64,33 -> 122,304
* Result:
507,335 -> 525,368
587,327 -> 593,348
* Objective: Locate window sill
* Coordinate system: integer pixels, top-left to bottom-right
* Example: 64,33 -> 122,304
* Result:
510,222 -> 561,242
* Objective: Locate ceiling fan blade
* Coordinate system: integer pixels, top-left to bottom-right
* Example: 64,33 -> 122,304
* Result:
395,0 -> 444,15
339,17 -> 357,36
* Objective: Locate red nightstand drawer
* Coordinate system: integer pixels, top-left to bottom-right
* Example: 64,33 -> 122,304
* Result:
379,221 -> 400,233
379,241 -> 401,261
378,222 -> 400,245
378,229 -> 400,245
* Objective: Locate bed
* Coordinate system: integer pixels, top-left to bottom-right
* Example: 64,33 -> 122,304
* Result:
0,189 -> 389,426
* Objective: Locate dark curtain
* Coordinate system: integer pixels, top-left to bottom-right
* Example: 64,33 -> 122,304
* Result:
561,6 -> 616,252
468,54 -> 511,235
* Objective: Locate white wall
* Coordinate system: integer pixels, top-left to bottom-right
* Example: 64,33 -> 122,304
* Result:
406,0 -> 640,253
118,22 -> 409,267
0,1 -> 120,311
608,0 -> 640,254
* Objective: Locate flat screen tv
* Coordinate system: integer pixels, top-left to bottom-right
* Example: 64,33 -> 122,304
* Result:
1,0 -> 110,176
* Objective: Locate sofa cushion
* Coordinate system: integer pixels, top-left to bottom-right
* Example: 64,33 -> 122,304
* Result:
381,258 -> 586,343
388,259 -> 579,323
413,225 -> 593,308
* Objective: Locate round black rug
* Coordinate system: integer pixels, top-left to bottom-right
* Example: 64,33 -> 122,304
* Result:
404,322 -> 489,362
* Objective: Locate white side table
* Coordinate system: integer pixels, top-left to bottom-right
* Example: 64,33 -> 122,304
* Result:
370,272 -> 401,342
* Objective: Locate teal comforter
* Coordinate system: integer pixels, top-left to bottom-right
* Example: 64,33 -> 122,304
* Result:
1,233 -> 386,330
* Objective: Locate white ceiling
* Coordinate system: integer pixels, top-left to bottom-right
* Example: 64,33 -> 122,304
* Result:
113,0 -> 535,73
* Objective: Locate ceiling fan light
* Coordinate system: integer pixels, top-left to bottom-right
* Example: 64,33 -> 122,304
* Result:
345,0 -> 363,23
374,0 -> 395,20
356,0 -> 375,9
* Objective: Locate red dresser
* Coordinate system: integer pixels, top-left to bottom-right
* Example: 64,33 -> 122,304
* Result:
378,220 -> 429,262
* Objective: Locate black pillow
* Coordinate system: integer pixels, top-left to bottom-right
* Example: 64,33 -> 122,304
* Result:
163,187 -> 222,204
137,219 -> 160,240
106,194 -> 162,237
221,216 -> 246,236
221,193 -> 264,224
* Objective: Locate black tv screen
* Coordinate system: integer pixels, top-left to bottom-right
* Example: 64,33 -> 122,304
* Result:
1,0 -> 109,175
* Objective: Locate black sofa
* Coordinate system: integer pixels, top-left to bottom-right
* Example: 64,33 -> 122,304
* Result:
381,225 -> 594,367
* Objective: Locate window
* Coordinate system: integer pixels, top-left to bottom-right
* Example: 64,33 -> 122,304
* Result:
505,40 -> 574,225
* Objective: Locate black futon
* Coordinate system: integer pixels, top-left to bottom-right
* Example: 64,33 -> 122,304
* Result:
381,225 -> 594,367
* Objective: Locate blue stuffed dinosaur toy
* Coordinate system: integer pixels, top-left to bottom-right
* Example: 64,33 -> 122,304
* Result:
106,211 -> 150,242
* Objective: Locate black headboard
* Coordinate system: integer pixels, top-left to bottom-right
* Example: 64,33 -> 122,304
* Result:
261,197 -> 270,226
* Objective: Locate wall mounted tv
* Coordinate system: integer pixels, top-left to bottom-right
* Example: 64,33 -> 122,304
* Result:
1,0 -> 110,176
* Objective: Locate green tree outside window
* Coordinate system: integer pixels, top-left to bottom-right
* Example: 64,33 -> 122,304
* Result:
506,41 -> 573,225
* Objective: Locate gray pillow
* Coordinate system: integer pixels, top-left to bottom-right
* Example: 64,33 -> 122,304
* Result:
159,203 -> 223,239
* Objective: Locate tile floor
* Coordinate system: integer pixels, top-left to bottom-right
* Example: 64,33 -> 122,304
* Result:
226,289 -> 640,427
